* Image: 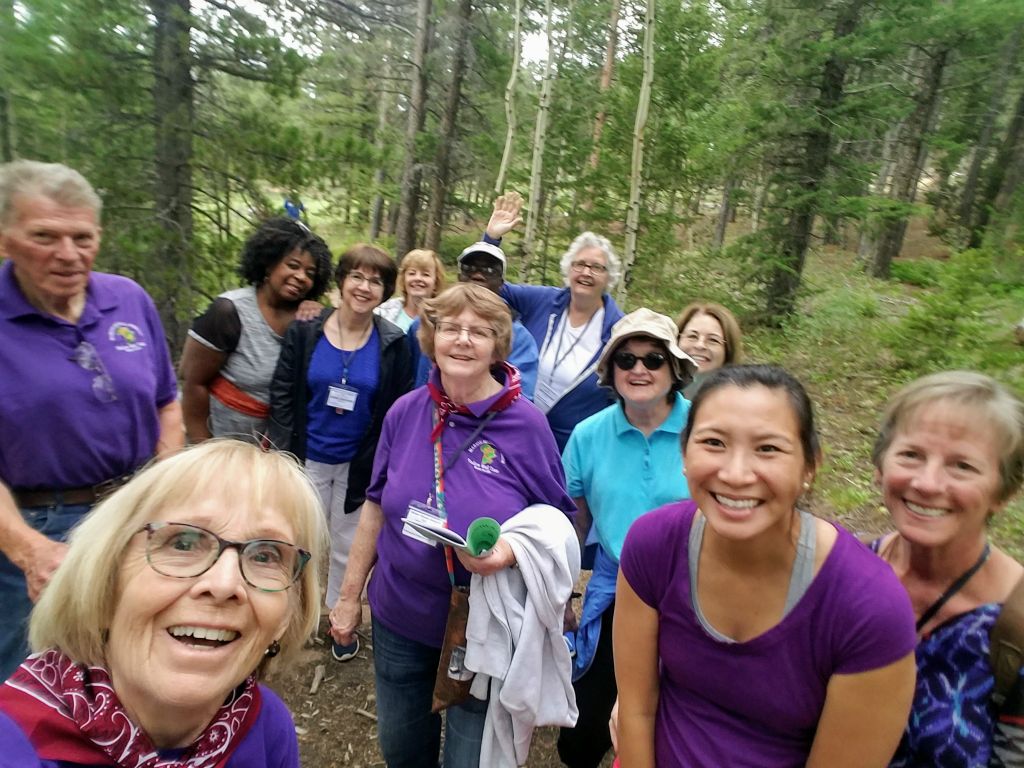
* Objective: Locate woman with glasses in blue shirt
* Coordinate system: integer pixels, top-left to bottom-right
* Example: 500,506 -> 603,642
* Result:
268,244 -> 412,663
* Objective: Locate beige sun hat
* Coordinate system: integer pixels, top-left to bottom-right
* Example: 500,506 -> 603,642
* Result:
597,308 -> 697,387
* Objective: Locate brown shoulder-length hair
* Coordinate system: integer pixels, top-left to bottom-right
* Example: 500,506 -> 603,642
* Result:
675,301 -> 744,366
417,283 -> 513,363
335,243 -> 399,302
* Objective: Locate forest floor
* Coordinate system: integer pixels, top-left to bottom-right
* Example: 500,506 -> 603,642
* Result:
269,215 -> 1017,766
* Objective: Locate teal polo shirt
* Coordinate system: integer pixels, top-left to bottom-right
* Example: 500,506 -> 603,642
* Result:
562,393 -> 690,561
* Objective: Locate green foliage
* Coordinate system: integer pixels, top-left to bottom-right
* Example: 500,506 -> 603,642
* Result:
889,259 -> 942,287
881,250 -> 1024,390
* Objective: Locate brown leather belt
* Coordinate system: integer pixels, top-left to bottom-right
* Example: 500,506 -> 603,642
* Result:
13,474 -> 134,508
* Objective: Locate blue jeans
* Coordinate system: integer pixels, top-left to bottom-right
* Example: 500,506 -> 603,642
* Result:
0,502 -> 90,682
372,617 -> 487,768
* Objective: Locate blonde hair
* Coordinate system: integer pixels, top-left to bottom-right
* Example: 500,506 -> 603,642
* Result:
676,301 -> 744,366
29,440 -> 328,676
417,283 -> 513,362
399,249 -> 447,300
871,371 -> 1024,502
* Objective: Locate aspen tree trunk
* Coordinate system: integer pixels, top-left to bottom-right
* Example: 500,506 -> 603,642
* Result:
494,0 -> 521,195
522,0 -> 555,276
972,83 -> 1024,245
425,0 -> 473,252
369,41 -> 393,241
617,0 -> 655,304
395,0 -> 432,258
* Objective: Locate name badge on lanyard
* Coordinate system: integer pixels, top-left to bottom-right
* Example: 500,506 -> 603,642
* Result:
327,384 -> 358,413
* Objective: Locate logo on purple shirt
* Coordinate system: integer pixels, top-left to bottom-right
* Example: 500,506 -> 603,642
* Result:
109,322 -> 147,352
468,441 -> 503,475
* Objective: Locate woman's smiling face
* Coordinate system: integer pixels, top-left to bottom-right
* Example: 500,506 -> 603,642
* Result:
877,400 -> 1004,551
684,383 -> 814,541
104,496 -> 294,721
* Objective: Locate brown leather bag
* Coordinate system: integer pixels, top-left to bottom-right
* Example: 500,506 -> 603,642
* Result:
432,585 -> 474,713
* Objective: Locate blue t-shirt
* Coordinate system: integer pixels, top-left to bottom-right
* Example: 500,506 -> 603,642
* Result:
562,394 -> 690,560
305,328 -> 380,464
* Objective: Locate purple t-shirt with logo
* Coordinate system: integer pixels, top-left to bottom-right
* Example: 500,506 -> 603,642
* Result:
366,375 -> 575,648
0,262 -> 178,490
620,501 -> 916,767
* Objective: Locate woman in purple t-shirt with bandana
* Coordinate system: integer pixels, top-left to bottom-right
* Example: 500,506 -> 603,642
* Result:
615,365 -> 917,768
329,283 -> 576,768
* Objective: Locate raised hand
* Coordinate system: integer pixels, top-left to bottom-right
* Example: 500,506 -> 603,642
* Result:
485,191 -> 524,240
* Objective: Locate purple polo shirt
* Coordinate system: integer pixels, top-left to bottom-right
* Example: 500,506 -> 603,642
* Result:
366,371 -> 575,648
0,261 -> 178,490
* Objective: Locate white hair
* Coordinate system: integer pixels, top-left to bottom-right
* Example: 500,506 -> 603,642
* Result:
559,232 -> 621,291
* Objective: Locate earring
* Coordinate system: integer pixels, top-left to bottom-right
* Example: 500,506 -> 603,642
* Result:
802,481 -> 811,491
265,640 -> 281,658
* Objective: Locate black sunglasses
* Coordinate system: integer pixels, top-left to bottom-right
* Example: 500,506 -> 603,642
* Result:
612,350 -> 668,371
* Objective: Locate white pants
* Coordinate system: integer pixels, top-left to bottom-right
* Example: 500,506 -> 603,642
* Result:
305,459 -> 361,608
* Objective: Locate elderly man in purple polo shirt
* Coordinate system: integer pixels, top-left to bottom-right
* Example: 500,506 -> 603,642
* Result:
0,160 -> 183,681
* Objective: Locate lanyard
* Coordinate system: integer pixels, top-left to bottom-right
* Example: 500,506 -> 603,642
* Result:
916,542 -> 991,632
336,311 -> 370,385
431,410 -> 498,586
544,309 -> 597,375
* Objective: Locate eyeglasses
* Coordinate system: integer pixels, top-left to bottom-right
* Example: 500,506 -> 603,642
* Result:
570,260 -> 608,275
435,321 -> 498,343
612,350 -> 668,371
459,262 -> 501,278
680,330 -> 725,349
346,271 -> 384,289
70,340 -> 118,402
140,522 -> 310,593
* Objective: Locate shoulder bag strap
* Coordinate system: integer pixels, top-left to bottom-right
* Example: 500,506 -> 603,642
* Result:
992,575 -> 1024,707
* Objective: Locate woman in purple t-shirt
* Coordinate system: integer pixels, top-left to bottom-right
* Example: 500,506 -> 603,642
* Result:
328,283 -> 576,768
614,365 -> 917,768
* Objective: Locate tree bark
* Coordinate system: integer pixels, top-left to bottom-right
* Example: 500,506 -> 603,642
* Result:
586,0 -> 621,174
369,41 -> 393,241
972,82 -> 1024,244
522,0 -> 555,275
424,0 -> 473,252
712,177 -> 735,250
765,0 -> 863,320
0,0 -> 14,161
617,0 -> 655,303
956,26 -> 1021,236
151,0 -> 195,349
493,0 -> 521,195
395,0 -> 432,258
868,47 -> 947,278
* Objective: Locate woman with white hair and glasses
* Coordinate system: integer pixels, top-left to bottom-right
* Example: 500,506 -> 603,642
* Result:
485,193 -> 624,453
0,440 -> 328,767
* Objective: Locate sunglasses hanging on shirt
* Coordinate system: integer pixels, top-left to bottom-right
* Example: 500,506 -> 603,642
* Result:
612,350 -> 668,371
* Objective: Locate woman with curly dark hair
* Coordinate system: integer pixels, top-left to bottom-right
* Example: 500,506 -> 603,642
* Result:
180,217 -> 333,444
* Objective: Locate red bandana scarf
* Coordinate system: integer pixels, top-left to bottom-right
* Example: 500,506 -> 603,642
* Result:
427,361 -> 522,441
0,649 -> 260,767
